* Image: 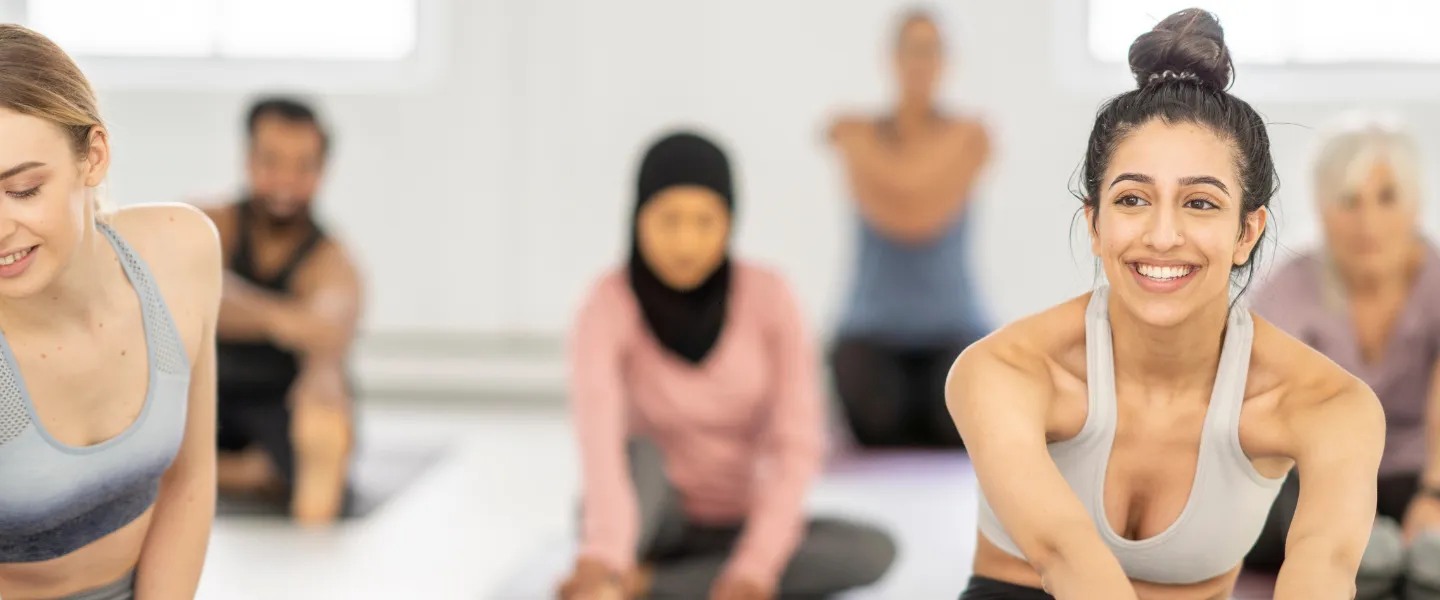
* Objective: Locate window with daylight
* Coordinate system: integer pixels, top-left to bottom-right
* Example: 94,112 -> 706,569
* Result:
14,0 -> 437,92
26,0 -> 417,60
1088,0 -> 1440,65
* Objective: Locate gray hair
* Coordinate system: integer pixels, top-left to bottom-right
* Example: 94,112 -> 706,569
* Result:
1312,110 -> 1423,309
1313,110 -> 1422,208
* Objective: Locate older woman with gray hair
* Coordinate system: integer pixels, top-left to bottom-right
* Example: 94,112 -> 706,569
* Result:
1246,111 -> 1440,599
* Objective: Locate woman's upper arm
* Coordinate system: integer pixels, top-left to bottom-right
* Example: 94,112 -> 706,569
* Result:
567,278 -> 641,571
947,345 -> 1104,568
1285,382 -> 1385,564
763,273 -> 825,461
168,205 -> 223,480
568,280 -> 630,445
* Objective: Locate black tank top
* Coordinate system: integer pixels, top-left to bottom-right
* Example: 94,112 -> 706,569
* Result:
216,201 -> 326,402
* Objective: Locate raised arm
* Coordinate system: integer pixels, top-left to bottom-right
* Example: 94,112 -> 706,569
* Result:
722,275 -> 827,592
226,240 -> 363,363
136,206 -> 221,599
568,280 -> 640,579
833,118 -> 991,243
947,343 -> 1136,600
1272,381 -> 1384,599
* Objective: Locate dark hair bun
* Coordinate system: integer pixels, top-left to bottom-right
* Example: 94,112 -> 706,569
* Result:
1127,8 -> 1232,90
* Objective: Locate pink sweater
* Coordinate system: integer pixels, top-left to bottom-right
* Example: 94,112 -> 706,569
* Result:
568,261 -> 826,587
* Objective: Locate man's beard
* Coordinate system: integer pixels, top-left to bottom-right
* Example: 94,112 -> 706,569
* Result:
248,194 -> 313,230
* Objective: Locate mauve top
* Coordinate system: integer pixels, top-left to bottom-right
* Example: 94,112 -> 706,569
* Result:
1250,243 -> 1440,477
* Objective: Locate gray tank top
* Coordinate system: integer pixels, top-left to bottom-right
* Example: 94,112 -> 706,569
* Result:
975,285 -> 1286,584
0,222 -> 190,563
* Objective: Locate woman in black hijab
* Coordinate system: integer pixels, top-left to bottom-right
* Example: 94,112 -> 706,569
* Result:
559,131 -> 896,600
626,132 -> 734,365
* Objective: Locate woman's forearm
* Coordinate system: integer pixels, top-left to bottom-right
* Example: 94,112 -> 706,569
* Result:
1273,544 -> 1359,600
1032,531 -> 1138,600
134,467 -> 215,599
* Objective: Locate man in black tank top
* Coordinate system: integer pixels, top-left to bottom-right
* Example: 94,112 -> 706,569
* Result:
203,97 -> 363,526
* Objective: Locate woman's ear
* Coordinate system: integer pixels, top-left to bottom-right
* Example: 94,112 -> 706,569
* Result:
1234,207 -> 1268,266
81,126 -> 110,187
1085,202 -> 1101,257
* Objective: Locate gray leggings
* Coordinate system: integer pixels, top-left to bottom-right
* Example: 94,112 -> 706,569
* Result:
56,570 -> 134,600
603,439 -> 896,598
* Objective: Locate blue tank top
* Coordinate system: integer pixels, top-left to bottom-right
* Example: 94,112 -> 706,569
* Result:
0,222 -> 190,563
839,208 -> 988,345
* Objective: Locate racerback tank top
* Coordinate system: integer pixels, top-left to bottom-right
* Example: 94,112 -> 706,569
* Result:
975,285 -> 1287,584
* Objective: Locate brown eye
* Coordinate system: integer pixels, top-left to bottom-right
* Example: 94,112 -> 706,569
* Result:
1115,194 -> 1147,207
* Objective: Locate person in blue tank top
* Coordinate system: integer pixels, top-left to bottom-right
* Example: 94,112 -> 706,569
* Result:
0,25 -> 221,600
200,97 -> 363,527
827,7 -> 993,449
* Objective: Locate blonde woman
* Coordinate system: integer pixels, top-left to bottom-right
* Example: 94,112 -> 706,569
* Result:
0,25 -> 219,600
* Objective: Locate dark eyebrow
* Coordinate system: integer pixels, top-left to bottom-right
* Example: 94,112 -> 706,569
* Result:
1108,173 -> 1231,197
0,162 -> 43,181
1108,173 -> 1153,189
1179,175 -> 1230,197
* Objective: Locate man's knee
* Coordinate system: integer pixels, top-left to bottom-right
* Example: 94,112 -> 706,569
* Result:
289,402 -> 352,458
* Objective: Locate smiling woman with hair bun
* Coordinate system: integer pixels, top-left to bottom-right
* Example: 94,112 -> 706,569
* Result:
946,8 -> 1383,600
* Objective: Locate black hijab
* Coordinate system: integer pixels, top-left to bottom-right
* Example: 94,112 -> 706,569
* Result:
628,131 -> 734,365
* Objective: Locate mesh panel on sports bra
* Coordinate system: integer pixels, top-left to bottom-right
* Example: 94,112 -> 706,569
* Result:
108,225 -> 187,376
0,363 -> 28,445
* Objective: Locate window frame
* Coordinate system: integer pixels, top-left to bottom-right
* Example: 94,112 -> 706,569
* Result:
10,0 -> 448,93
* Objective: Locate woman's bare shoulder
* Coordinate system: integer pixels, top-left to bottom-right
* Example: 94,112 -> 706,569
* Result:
1248,316 -> 1355,403
956,293 -> 1090,386
107,203 -> 222,295
947,294 -> 1092,446
1247,316 -> 1382,444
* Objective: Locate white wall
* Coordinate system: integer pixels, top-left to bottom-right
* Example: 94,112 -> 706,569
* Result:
89,0 -> 1440,339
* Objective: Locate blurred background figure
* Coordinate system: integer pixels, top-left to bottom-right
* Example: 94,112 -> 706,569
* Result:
204,97 -> 362,526
1246,112 -> 1440,595
827,8 -> 992,450
559,130 -> 895,600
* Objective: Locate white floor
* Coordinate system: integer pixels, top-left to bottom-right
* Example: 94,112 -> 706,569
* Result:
192,399 -> 983,600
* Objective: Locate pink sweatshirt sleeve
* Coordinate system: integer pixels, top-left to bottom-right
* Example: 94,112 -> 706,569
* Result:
722,273 -> 828,587
568,277 -> 639,575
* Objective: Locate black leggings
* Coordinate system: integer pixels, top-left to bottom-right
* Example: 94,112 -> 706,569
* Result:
216,390 -> 359,513
1246,470 -> 1420,570
829,335 -> 976,449
218,397 -> 298,485
958,576 -> 1052,599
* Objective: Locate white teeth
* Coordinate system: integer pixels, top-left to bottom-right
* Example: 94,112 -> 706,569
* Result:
0,247 -> 30,266
1136,263 -> 1193,281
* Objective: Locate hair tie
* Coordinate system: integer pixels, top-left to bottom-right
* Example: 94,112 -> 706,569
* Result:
1147,70 -> 1200,84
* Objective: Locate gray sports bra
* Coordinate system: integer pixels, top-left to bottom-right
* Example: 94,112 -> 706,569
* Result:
975,285 -> 1288,585
0,222 -> 190,563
